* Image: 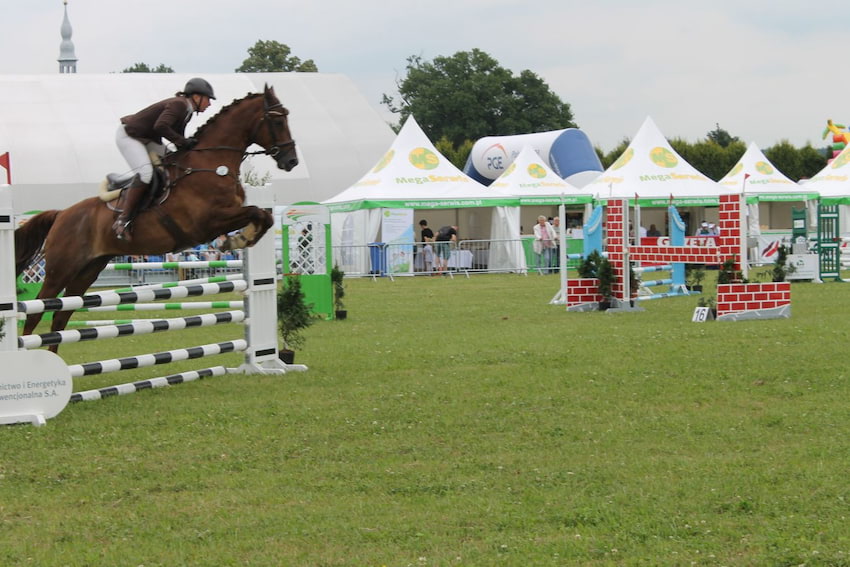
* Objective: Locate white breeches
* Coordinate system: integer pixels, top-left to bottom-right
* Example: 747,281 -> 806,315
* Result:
115,124 -> 164,183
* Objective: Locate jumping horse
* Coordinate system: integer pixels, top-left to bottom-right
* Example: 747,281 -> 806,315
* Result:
14,84 -> 298,349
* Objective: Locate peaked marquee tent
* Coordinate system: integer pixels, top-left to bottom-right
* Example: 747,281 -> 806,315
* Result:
718,141 -> 818,233
485,144 -> 596,272
807,145 -> 850,205
488,145 -> 592,207
323,116 -> 523,273
804,145 -> 850,235
585,116 -> 729,207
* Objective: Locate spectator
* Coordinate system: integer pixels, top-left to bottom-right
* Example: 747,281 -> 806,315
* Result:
551,216 -> 562,272
417,219 -> 434,273
533,215 -> 556,274
434,225 -> 458,274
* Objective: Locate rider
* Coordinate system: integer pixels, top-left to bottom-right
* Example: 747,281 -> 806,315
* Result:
112,77 -> 216,240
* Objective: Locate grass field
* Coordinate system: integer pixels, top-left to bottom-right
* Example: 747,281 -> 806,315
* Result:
2,271 -> 850,566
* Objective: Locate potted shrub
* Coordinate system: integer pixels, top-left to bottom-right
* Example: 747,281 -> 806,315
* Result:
686,264 -> 705,292
578,250 -> 603,278
596,257 -> 616,310
717,256 -> 746,285
276,275 -> 314,364
330,264 -> 347,320
772,245 -> 794,282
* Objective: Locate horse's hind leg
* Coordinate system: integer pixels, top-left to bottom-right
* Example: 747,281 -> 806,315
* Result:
47,257 -> 112,352
22,273 -> 68,337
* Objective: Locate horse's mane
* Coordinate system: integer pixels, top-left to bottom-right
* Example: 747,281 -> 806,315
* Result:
192,92 -> 264,140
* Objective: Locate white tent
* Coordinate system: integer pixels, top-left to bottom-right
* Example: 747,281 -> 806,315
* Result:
585,116 -> 728,207
488,145 -> 593,206
807,145 -> 850,205
804,145 -> 850,235
718,141 -> 818,233
485,145 -> 594,273
0,73 -> 394,213
323,116 -> 522,273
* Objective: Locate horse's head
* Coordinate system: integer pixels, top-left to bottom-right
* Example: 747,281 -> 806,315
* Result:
252,85 -> 299,172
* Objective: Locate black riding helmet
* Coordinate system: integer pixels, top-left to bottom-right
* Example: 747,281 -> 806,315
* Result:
181,77 -> 216,100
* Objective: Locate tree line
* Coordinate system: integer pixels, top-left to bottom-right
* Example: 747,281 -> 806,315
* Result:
124,43 -> 827,181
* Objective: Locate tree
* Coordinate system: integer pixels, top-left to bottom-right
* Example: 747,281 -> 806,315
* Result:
382,49 -> 575,147
764,140 -> 803,180
434,136 -> 474,170
797,144 -> 828,180
235,40 -> 318,73
122,62 -> 174,73
706,123 -> 739,148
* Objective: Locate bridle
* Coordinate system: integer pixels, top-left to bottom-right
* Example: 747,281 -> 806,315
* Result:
250,99 -> 296,158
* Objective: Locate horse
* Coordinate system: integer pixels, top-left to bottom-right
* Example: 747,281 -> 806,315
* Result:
14,84 -> 298,351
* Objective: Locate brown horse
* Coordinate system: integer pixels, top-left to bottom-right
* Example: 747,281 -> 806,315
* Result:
14,84 -> 298,347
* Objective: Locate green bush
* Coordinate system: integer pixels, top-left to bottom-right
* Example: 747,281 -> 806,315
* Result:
277,275 -> 314,350
330,264 -> 345,312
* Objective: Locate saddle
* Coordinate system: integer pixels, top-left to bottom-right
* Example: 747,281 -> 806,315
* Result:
99,149 -> 170,212
100,168 -> 169,213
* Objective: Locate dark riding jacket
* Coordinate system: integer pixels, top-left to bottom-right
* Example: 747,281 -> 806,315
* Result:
121,96 -> 194,147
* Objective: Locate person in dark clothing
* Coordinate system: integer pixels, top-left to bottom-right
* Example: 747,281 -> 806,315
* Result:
112,77 -> 216,241
434,225 -> 458,273
417,219 -> 435,272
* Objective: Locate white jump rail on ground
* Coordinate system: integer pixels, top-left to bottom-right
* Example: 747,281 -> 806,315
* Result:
0,185 -> 304,422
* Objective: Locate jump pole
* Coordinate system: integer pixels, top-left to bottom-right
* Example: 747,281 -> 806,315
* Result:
0,185 -> 17,352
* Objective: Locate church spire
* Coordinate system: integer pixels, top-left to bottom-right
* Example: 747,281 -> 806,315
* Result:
58,0 -> 77,73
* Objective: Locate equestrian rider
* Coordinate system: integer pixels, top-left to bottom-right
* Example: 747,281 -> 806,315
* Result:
112,77 -> 216,240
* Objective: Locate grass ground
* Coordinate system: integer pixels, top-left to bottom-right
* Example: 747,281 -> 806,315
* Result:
2,270 -> 850,566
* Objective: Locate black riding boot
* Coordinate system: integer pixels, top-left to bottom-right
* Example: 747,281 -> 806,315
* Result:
112,175 -> 150,241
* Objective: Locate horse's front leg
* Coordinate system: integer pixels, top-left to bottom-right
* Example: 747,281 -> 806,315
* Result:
218,206 -> 273,250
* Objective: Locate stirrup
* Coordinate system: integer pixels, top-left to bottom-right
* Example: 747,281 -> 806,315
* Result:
113,219 -> 132,241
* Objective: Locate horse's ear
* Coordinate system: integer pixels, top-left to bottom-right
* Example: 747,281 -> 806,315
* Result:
264,83 -> 275,96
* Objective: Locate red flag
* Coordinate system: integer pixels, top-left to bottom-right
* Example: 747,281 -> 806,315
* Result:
744,173 -> 751,180
0,152 -> 9,184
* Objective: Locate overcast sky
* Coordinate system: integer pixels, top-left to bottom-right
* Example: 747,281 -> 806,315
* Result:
2,1 -> 848,153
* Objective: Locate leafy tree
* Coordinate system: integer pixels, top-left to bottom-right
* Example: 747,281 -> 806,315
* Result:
434,136 -> 474,169
235,40 -> 318,72
670,138 -> 745,181
797,144 -> 828,180
122,62 -> 174,73
764,140 -> 803,180
706,123 -> 739,148
383,49 -> 575,147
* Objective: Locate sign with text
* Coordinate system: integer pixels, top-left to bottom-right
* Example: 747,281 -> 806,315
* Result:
692,307 -> 714,323
0,351 -> 71,426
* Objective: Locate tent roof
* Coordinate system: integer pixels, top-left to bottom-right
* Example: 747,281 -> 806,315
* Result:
718,141 -> 817,202
806,144 -> 850,204
323,115 -> 516,212
488,145 -> 592,205
584,116 -> 729,206
0,73 -> 394,213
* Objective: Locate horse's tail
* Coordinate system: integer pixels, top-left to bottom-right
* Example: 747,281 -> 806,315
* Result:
15,210 -> 60,276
